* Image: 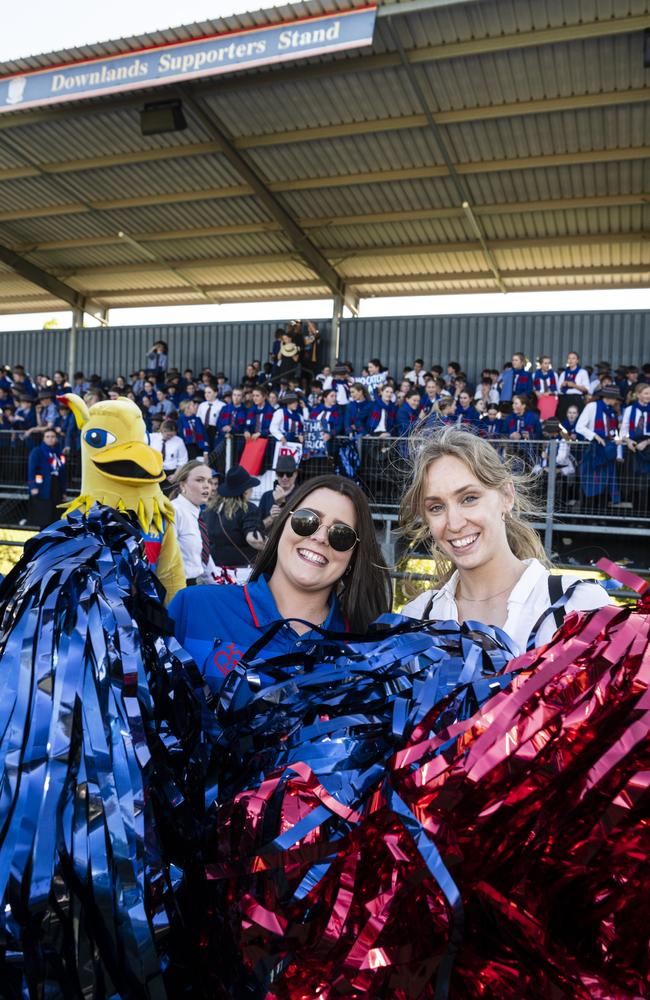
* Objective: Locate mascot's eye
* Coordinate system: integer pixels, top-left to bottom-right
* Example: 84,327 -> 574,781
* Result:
84,428 -> 116,449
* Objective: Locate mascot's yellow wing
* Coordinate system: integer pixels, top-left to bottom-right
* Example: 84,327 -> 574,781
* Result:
157,522 -> 187,603
59,394 -> 185,603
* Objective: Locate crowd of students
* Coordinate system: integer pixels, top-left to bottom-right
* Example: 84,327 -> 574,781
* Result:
1,331 -> 649,517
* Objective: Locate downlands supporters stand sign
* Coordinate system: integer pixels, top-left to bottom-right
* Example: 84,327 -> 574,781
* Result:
0,7 -> 377,114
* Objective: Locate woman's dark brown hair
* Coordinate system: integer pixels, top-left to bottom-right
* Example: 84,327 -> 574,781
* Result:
250,474 -> 392,632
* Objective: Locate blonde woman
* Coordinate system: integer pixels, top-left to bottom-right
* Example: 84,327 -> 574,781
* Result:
204,464 -> 266,584
400,427 -> 610,653
169,460 -> 220,586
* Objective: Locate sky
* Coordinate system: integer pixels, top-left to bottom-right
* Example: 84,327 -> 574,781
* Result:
0,0 -> 648,330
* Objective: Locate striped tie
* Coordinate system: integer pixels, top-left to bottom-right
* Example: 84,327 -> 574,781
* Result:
198,511 -> 210,565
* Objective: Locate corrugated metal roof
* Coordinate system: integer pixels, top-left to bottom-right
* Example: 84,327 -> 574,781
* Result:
0,0 -> 647,314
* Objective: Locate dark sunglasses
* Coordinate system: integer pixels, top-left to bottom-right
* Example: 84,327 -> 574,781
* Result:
289,508 -> 358,552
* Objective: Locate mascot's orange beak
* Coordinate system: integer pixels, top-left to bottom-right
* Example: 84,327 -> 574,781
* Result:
92,441 -> 164,483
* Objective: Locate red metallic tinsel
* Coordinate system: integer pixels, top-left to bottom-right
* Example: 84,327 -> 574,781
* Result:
212,584 -> 650,999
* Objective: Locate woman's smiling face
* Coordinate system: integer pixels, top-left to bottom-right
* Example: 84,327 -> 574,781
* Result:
274,487 -> 357,596
422,455 -> 511,570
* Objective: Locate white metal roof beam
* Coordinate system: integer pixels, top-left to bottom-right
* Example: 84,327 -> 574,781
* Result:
180,90 -> 359,315
47,265 -> 650,299
12,193 -> 648,253
2,84 -> 645,148
234,89 -> 650,150
1,146 -> 647,223
49,230 -> 646,277
0,243 -> 107,319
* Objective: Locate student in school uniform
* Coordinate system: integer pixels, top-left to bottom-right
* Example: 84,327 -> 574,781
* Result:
501,394 -> 543,441
479,402 -> 503,439
620,382 -> 650,513
28,427 -> 67,528
330,365 -> 352,408
149,419 -> 189,486
557,351 -> 590,420
310,389 -> 343,455
197,383 -> 224,449
269,393 -> 305,446
575,386 -> 623,508
533,356 -> 559,397
215,387 -> 248,460
509,352 -> 534,398
244,387 -> 275,441
177,399 -> 209,461
344,383 -> 372,437
396,387 -> 423,437
455,390 -> 480,427
367,384 -> 397,437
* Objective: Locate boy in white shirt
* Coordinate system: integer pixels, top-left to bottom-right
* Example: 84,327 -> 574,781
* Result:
149,419 -> 189,479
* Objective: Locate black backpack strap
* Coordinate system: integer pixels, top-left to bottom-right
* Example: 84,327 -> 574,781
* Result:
547,573 -> 565,630
422,592 -> 436,619
526,574 -> 582,650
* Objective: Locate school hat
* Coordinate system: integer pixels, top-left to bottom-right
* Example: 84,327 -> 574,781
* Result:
281,393 -> 299,406
275,455 -> 298,474
595,386 -> 623,401
217,464 -> 260,497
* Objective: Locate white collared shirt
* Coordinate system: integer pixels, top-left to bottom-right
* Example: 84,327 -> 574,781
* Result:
401,558 -> 611,655
171,493 -> 219,583
558,368 -> 590,394
197,398 -> 224,427
406,369 -> 426,387
149,433 -> 188,472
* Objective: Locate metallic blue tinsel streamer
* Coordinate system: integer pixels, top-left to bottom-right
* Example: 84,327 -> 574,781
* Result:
0,507 -> 216,1000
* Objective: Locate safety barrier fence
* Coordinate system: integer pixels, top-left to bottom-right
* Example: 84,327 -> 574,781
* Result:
1,432 -> 648,555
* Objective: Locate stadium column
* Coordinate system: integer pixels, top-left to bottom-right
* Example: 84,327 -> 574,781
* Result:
330,293 -> 343,366
68,306 -> 83,380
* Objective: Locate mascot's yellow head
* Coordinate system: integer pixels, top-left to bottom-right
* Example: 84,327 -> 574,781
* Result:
60,394 -> 172,533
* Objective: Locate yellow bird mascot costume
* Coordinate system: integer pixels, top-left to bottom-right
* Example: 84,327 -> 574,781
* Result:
60,393 -> 185,602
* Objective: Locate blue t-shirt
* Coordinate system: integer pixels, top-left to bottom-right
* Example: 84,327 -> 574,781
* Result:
168,574 -> 346,693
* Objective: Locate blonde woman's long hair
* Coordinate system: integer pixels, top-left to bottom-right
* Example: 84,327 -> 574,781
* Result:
207,495 -> 249,519
400,426 -> 549,587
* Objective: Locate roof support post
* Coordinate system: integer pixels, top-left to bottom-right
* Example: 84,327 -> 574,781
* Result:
68,305 -> 83,380
181,90 -> 359,316
330,294 -> 344,367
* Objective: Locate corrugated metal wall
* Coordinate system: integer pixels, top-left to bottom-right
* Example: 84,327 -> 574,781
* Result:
73,322 -> 294,382
339,312 -> 650,378
0,312 -> 647,383
0,328 -> 71,376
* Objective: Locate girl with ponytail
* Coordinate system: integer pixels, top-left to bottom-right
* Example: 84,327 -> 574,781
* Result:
399,426 -> 610,653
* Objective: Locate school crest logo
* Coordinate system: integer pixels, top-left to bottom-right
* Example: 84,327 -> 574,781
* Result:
6,77 -> 26,105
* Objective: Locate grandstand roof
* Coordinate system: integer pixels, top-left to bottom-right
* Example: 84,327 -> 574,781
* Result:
0,0 -> 648,317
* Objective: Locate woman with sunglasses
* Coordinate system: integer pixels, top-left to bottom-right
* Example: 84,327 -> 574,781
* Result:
168,474 -> 392,693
